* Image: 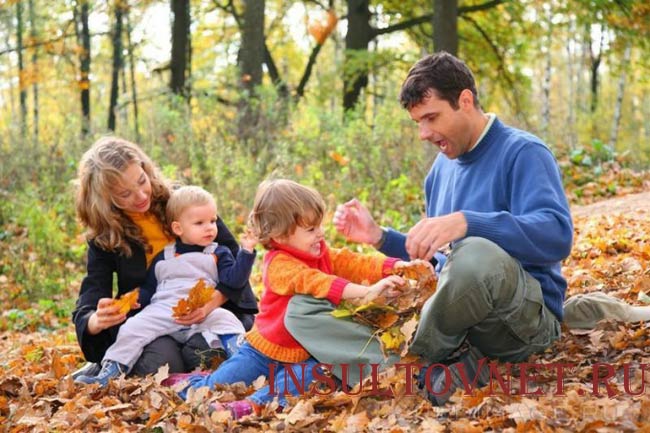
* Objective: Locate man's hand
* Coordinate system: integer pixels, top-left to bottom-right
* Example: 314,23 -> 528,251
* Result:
333,198 -> 383,245
406,212 -> 467,261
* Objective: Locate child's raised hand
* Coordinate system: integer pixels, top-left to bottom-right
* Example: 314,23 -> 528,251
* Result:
240,228 -> 258,253
363,274 -> 406,303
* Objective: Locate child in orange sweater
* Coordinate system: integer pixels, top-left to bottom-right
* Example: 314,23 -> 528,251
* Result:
175,179 -> 418,418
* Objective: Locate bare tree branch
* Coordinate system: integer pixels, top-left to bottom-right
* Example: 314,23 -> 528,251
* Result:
372,14 -> 432,37
0,30 -> 110,56
295,43 -> 323,101
458,0 -> 504,15
371,0 -> 504,39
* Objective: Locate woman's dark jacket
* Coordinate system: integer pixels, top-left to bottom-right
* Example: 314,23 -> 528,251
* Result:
72,218 -> 258,363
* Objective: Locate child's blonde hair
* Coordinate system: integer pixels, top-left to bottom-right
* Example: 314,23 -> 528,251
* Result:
167,186 -> 217,223
75,136 -> 171,256
248,179 -> 325,248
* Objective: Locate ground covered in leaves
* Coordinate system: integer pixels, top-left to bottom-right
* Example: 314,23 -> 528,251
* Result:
2,193 -> 650,432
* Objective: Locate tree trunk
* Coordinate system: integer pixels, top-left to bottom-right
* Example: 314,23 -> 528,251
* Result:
28,0 -> 39,143
541,6 -> 552,140
433,0 -> 458,55
76,0 -> 91,136
237,0 -> 265,145
124,7 -> 140,141
170,0 -> 190,98
590,25 -> 603,114
566,17 -> 577,150
108,2 -> 123,131
609,43 -> 631,149
343,0 -> 371,111
238,0 -> 264,93
3,25 -> 16,121
16,1 -> 27,138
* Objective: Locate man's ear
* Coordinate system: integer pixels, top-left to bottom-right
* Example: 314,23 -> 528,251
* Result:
171,221 -> 183,237
459,89 -> 475,110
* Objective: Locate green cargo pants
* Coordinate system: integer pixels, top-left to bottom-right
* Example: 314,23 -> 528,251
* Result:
285,237 -> 561,384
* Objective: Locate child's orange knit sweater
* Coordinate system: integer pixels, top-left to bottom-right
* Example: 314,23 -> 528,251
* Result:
246,240 -> 398,363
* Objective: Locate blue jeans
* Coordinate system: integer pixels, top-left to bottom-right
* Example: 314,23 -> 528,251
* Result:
182,342 -> 320,406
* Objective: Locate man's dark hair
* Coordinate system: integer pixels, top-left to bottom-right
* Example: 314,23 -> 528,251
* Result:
399,51 -> 480,110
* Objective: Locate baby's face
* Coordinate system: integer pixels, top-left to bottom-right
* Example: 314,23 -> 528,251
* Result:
172,203 -> 218,246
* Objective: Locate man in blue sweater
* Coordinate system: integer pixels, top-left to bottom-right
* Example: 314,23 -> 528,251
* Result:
285,52 -> 573,405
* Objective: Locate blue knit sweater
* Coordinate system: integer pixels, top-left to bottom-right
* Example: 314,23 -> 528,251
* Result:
381,117 -> 573,320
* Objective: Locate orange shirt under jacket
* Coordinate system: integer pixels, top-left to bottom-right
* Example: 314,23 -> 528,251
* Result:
246,239 -> 399,363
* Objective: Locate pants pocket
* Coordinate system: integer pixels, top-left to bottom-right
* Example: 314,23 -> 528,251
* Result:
503,274 -> 555,348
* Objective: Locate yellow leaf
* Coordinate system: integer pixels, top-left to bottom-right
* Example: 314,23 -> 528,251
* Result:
113,289 -> 139,315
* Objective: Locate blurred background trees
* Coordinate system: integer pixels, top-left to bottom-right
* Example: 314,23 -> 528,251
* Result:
0,0 -> 649,303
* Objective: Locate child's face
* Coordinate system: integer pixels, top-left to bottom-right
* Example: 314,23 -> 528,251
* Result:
171,203 -> 218,246
275,223 -> 324,257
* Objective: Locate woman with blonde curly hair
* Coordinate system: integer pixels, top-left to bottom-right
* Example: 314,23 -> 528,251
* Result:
72,136 -> 258,378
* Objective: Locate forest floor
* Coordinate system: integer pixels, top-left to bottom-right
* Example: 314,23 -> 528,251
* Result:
2,190 -> 650,432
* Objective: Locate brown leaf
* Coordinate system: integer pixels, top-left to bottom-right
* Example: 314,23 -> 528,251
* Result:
172,279 -> 214,318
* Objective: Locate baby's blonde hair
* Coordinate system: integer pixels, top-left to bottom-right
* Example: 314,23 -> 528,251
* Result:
167,186 -> 217,224
75,136 -> 171,256
248,179 -> 325,249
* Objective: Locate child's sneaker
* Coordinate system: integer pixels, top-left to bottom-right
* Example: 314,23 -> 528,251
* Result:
70,362 -> 101,380
418,345 -> 490,406
75,360 -> 127,386
209,399 -> 260,419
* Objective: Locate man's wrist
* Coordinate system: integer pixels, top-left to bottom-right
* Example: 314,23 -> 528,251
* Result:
373,227 -> 387,249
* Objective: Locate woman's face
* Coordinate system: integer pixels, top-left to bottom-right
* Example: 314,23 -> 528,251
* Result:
111,162 -> 152,213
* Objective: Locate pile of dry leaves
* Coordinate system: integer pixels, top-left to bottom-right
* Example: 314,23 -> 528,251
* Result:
2,205 -> 650,432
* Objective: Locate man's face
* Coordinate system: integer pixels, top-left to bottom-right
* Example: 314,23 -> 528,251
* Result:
408,90 -> 475,160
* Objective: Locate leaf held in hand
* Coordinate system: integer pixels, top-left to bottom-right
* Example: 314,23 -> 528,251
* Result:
172,279 -> 214,318
332,261 -> 437,357
114,289 -> 139,315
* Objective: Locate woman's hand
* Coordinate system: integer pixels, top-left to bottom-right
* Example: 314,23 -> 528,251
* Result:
174,306 -> 209,326
174,290 -> 227,326
87,298 -> 129,335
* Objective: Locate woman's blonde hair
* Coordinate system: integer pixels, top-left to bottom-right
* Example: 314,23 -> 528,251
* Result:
248,179 -> 325,249
166,186 -> 217,223
75,136 -> 171,256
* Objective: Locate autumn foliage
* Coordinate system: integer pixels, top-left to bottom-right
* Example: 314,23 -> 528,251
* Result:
307,9 -> 338,45
171,279 -> 214,318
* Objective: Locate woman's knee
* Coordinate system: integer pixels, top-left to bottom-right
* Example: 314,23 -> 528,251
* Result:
131,336 -> 184,376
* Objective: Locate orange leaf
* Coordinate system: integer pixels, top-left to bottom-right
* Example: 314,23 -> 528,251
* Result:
172,279 -> 214,318
113,289 -> 140,315
51,350 -> 67,379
